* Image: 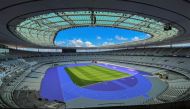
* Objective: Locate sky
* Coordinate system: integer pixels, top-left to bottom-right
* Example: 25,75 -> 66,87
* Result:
54,26 -> 151,47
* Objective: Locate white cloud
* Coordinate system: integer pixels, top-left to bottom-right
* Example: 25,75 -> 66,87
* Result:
108,38 -> 113,41
69,39 -> 83,47
132,36 -> 141,41
69,39 -> 96,47
97,36 -> 101,40
115,35 -> 128,41
85,41 -> 95,47
55,41 -> 65,46
146,34 -> 151,38
102,42 -> 114,46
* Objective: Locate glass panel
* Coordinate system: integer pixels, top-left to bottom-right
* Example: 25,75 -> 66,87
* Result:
96,21 -> 114,25
54,22 -> 69,26
130,15 -> 145,21
124,18 -> 142,24
73,20 -> 91,24
68,15 -> 90,20
96,16 -> 119,21
47,17 -> 64,22
119,23 -> 135,28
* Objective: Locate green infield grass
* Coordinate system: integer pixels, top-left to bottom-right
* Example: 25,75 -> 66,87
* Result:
65,65 -> 130,87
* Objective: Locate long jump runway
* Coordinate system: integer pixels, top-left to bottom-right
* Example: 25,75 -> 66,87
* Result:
40,63 -> 152,103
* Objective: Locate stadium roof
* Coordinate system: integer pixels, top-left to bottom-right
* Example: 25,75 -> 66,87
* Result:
12,11 -> 178,47
0,0 -> 190,48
